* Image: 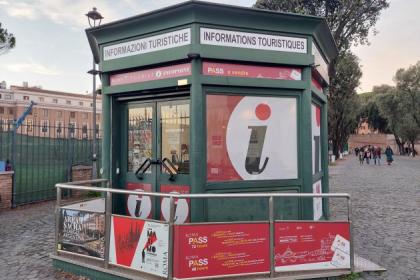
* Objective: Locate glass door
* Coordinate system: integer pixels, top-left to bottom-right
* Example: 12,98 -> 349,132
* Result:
123,99 -> 190,222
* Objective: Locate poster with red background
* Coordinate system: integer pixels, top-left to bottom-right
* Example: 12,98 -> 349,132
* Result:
174,223 -> 270,279
126,183 -> 153,219
160,185 -> 190,224
274,222 -> 350,271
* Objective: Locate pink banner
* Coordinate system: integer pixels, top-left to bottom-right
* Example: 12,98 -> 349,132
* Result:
110,63 -> 191,86
203,61 -> 302,80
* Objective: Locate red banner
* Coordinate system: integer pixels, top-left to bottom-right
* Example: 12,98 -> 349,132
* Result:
174,223 -> 270,279
274,222 -> 350,271
203,61 -> 302,80
110,63 -> 191,86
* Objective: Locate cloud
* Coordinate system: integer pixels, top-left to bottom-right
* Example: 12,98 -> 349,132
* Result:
2,62 -> 60,76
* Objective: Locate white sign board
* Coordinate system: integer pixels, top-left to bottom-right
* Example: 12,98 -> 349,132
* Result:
200,27 -> 307,54
312,42 -> 329,83
104,28 -> 191,61
313,180 -> 323,220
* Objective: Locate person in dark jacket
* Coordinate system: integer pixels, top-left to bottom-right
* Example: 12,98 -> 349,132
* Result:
385,146 -> 394,165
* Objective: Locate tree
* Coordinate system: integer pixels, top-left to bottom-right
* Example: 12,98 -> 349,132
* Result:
394,62 -> 420,129
0,23 -> 16,55
357,91 -> 389,133
328,52 -> 362,156
253,0 -> 389,157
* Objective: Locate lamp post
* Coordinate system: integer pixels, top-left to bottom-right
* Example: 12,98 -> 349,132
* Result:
86,7 -> 103,180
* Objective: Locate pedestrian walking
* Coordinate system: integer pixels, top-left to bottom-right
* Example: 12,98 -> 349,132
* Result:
385,145 -> 394,165
365,147 -> 371,165
375,146 -> 381,165
359,150 -> 364,165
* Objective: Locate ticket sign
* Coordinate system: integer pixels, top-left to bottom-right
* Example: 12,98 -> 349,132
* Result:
274,222 -> 350,271
110,63 -> 191,86
203,61 -> 302,80
174,223 -> 270,279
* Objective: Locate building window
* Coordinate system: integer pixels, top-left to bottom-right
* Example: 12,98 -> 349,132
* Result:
0,107 -> 3,114
26,119 -> 33,133
5,94 -> 12,100
43,109 -> 48,117
96,113 -> 100,120
8,108 -> 13,115
0,94 -> 2,99
56,121 -> 64,136
23,96 -> 29,100
66,100 -> 71,105
79,102 -> 84,106
57,111 -> 62,118
90,103 -> 93,107
70,112 -> 76,118
52,98 -> 58,103
82,112 -> 88,119
69,122 -> 76,137
39,97 -> 44,102
41,120 -> 49,133
82,123 -> 88,138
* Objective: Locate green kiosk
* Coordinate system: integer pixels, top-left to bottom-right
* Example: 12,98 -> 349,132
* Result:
86,1 -> 336,223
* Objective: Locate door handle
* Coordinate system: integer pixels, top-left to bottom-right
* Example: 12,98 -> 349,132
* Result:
161,157 -> 178,181
134,158 -> 152,180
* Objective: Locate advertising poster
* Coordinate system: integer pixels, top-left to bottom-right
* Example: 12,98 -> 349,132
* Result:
58,209 -> 105,258
207,95 -> 298,182
312,103 -> 322,175
109,216 -> 169,277
203,61 -> 302,80
174,223 -> 270,279
160,185 -> 190,224
274,222 -> 350,271
313,180 -> 323,221
126,182 -> 153,219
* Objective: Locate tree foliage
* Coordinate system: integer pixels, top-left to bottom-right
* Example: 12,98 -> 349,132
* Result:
357,91 -> 389,133
253,0 -> 389,157
0,22 -> 16,55
328,52 -> 362,155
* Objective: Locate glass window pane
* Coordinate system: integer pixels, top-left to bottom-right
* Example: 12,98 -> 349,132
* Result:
128,106 -> 153,173
160,101 -> 190,174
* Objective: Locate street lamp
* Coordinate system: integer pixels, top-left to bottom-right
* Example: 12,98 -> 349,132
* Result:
86,7 -> 103,180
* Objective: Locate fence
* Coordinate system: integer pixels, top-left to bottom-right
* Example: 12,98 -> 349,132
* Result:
54,180 -> 354,280
0,119 -> 101,206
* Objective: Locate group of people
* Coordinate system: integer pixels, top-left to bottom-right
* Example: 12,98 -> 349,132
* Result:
355,145 -> 394,166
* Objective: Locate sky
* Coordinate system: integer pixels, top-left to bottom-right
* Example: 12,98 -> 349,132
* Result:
0,0 -> 419,94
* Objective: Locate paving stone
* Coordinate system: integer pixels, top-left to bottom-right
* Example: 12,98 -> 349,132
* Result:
329,155 -> 420,280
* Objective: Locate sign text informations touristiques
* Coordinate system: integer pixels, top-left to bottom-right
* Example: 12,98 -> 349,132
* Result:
275,222 -> 350,271
109,216 -> 169,277
203,61 -> 302,80
174,223 -> 270,279
201,28 -> 307,54
103,28 -> 191,61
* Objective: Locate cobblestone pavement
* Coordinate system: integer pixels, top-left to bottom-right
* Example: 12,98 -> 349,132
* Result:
0,201 -> 87,280
329,155 -> 420,280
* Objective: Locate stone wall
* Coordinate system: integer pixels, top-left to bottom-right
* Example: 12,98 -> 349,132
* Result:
71,165 -> 92,197
348,133 -> 398,152
0,171 -> 13,210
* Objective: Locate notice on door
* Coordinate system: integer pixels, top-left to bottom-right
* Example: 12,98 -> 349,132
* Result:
174,223 -> 270,279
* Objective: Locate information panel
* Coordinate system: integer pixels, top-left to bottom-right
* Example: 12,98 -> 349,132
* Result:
274,222 -> 350,271
174,223 -> 270,279
109,216 -> 169,277
58,209 -> 105,259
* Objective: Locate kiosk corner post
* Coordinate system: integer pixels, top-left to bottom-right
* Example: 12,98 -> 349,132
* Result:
104,190 -> 112,269
54,186 -> 62,256
168,196 -> 176,280
269,196 -> 275,278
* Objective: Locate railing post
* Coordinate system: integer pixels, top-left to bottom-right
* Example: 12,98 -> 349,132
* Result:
269,196 -> 275,278
167,196 -> 175,280
54,186 -> 62,256
348,196 -> 354,272
104,190 -> 112,269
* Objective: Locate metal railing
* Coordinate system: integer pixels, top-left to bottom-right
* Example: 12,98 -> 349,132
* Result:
55,180 -> 353,279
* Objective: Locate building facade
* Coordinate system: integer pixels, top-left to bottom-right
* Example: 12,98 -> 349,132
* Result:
0,82 -> 101,138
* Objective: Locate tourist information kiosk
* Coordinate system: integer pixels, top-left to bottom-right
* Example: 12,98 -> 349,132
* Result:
51,2 -> 389,280
86,1 -> 336,223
